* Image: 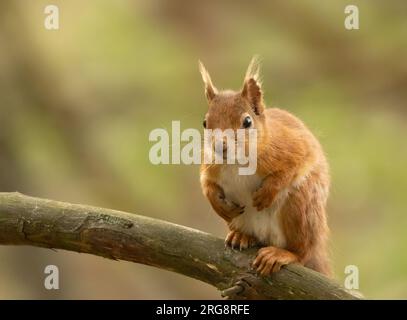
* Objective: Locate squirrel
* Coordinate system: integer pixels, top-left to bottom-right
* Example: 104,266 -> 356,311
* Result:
198,57 -> 331,276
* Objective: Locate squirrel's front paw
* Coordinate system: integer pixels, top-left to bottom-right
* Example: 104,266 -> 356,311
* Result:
252,186 -> 277,211
252,246 -> 298,275
217,194 -> 245,219
225,230 -> 258,251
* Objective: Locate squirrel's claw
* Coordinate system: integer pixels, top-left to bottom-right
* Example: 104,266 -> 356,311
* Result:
225,230 -> 258,251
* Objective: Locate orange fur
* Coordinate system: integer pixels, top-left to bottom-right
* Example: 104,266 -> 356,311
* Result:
199,57 -> 331,276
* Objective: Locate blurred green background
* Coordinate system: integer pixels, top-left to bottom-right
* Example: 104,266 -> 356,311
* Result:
0,0 -> 406,299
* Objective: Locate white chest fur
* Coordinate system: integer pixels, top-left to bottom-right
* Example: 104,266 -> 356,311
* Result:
218,165 -> 287,248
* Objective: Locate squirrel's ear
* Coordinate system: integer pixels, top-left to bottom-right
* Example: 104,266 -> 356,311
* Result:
199,60 -> 218,102
241,55 -> 264,115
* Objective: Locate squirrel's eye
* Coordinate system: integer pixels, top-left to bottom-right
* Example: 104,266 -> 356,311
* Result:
242,116 -> 252,128
203,119 -> 207,128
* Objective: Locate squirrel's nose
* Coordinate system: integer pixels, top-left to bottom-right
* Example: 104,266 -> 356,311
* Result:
214,140 -> 228,155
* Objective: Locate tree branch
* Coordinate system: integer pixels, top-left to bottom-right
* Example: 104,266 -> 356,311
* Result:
0,192 -> 358,299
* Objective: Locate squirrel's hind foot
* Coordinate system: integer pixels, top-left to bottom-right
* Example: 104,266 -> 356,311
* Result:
252,246 -> 298,276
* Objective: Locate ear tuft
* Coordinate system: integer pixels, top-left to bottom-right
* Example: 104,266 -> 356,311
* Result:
242,55 -> 264,115
244,55 -> 262,84
198,60 -> 218,102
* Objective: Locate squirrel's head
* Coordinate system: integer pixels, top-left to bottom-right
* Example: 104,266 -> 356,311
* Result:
199,56 -> 266,133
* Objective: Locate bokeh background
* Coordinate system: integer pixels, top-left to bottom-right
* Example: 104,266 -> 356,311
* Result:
0,0 -> 406,299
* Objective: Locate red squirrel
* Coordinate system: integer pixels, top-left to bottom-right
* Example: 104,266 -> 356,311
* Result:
199,57 -> 331,276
